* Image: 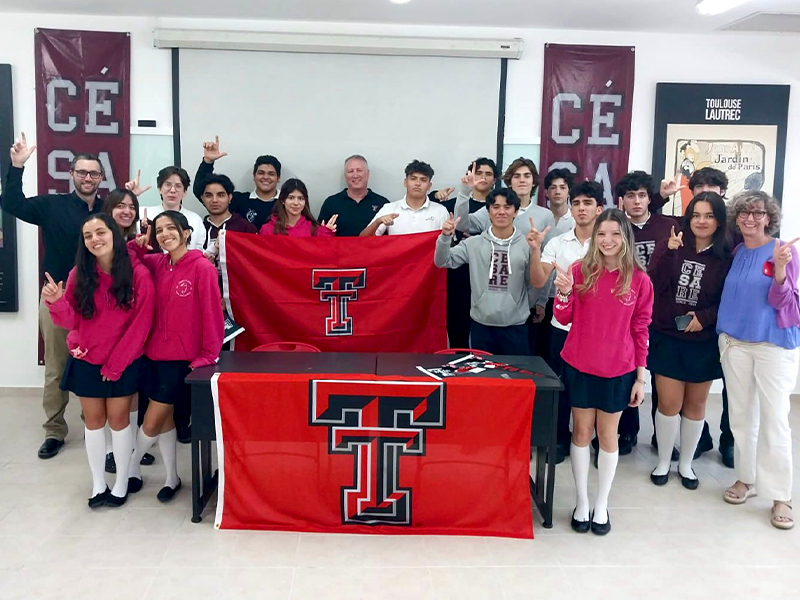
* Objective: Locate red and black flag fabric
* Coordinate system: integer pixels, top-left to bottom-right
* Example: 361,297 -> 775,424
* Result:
212,373 -> 535,538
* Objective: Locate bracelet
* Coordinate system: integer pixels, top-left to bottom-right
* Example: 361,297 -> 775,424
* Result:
635,378 -> 646,385
556,289 -> 572,302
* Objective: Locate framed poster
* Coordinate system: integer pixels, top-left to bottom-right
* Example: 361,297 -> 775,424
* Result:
652,83 -> 790,217
0,64 -> 18,312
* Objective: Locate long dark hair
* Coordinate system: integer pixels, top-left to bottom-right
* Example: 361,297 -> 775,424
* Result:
74,213 -> 134,319
681,192 -> 730,260
271,179 -> 320,235
102,188 -> 140,239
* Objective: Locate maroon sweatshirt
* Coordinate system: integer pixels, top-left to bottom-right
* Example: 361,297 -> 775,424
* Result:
647,239 -> 732,341
631,212 -> 678,268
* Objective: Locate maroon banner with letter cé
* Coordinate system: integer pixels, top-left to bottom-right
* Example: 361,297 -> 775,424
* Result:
212,373 -> 535,538
539,44 -> 635,207
34,28 -> 130,195
221,231 -> 447,353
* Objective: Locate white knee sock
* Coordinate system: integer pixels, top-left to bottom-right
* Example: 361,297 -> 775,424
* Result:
129,410 -> 139,439
110,425 -> 134,497
129,428 -> 158,479
571,443 -> 591,521
678,417 -> 704,479
105,425 -> 113,455
654,411 -> 680,476
594,448 -> 618,525
84,427 -> 108,496
158,428 -> 180,488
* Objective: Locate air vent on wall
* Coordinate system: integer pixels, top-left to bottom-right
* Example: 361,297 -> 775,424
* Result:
722,11 -> 800,32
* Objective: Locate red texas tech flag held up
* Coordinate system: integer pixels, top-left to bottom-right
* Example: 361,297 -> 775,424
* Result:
212,373 -> 534,538
221,231 -> 447,352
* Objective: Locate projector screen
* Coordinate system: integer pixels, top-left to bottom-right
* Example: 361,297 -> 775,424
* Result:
177,49 -> 502,214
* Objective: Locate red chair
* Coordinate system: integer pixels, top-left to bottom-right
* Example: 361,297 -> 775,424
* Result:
253,342 -> 322,353
433,348 -> 493,356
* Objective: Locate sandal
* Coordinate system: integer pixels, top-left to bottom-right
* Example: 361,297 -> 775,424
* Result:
724,481 -> 756,505
772,502 -> 794,530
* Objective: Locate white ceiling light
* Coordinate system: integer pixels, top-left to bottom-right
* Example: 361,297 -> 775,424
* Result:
390,0 -> 412,4
696,0 -> 752,16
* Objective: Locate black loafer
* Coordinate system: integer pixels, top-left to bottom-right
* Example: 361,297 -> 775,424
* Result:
157,480 -> 182,503
140,452 -> 155,466
555,442 -> 570,465
694,435 -> 713,459
720,445 -> 734,469
105,492 -> 127,507
651,435 -> 680,461
591,511 -> 611,536
571,508 -> 590,533
650,470 -> 669,486
176,425 -> 191,444
680,470 -> 699,490
105,452 -> 116,474
618,435 -> 637,456
38,438 -> 65,459
88,486 -> 110,509
127,477 -> 143,494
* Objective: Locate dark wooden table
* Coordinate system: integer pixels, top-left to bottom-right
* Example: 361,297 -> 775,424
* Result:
187,351 -> 562,528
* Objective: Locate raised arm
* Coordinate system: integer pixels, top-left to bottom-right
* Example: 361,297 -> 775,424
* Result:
193,135 -> 227,199
526,218 -> 554,287
45,270 -> 79,332
434,214 -> 469,268
0,133 -> 46,225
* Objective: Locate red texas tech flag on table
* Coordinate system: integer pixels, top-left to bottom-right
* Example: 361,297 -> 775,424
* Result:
212,373 -> 535,538
221,231 -> 446,352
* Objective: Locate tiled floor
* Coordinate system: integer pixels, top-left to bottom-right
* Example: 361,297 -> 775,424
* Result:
2,388 -> 800,600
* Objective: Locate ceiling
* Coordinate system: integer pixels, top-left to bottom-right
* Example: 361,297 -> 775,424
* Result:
0,0 -> 799,33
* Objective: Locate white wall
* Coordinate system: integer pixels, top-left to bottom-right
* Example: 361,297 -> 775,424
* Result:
2,12 -> 799,386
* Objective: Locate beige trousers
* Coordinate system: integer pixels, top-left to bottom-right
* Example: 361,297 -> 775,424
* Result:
39,295 -> 70,441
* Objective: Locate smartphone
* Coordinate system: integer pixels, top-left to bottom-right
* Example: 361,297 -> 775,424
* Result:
763,260 -> 775,277
675,314 -> 693,331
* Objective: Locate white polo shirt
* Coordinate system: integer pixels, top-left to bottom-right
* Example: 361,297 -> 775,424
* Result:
541,227 -> 591,331
371,196 -> 449,236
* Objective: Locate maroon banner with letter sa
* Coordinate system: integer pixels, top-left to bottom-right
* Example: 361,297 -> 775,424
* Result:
221,231 -> 447,352
34,28 -> 130,195
539,44 -> 635,207
212,373 -> 535,538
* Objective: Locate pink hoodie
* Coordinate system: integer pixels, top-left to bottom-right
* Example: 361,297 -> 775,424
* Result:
259,215 -> 334,237
129,242 -> 224,368
47,261 -> 155,381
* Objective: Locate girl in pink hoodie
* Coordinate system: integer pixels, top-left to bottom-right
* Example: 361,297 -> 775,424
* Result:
127,210 -> 224,502
259,178 -> 337,237
44,213 -> 155,508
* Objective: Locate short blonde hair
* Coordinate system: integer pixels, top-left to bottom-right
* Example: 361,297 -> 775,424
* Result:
728,190 -> 781,235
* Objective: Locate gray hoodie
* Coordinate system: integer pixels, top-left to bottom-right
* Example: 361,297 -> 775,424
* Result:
434,227 -> 531,327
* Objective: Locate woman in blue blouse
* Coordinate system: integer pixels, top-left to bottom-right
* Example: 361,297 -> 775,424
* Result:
717,191 -> 800,530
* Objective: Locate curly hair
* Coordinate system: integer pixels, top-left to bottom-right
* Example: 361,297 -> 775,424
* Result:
728,190 -> 781,236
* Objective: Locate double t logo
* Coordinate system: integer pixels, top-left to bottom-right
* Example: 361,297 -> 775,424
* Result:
309,380 -> 446,526
311,269 -> 366,336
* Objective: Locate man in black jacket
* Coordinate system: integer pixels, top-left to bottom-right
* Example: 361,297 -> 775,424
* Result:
193,136 -> 280,230
0,134 -> 103,459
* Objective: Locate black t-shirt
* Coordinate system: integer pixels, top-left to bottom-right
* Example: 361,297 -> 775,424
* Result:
318,189 -> 388,237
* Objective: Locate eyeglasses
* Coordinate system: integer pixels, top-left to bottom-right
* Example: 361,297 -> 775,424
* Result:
161,183 -> 185,192
73,169 -> 103,180
737,210 -> 767,220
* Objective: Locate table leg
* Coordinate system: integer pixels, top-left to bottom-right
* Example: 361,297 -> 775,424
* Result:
191,438 -> 202,523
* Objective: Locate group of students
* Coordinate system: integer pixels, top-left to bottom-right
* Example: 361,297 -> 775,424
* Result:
2,132 -> 798,534
434,164 -> 799,533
